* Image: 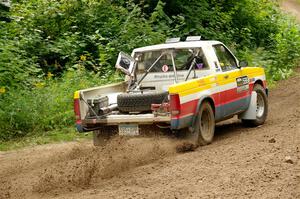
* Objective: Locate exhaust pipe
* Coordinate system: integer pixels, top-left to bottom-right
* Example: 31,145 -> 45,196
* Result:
99,104 -> 118,115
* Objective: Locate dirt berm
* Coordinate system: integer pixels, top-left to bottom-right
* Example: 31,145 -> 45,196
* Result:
0,69 -> 300,199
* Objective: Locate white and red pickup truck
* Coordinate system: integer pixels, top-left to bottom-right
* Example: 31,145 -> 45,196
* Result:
74,37 -> 268,146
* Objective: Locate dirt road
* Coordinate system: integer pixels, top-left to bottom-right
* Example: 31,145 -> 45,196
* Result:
0,69 -> 299,199
281,0 -> 300,22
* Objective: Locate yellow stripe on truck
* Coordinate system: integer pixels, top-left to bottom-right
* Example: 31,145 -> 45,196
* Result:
180,84 -> 213,97
168,67 -> 265,97
169,75 -> 216,94
74,91 -> 80,99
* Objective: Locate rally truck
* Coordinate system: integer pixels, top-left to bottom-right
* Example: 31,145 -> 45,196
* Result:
74,36 -> 268,146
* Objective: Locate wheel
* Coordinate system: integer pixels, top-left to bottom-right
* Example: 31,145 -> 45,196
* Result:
194,101 -> 215,146
242,84 -> 268,126
179,102 -> 215,146
117,91 -> 168,112
93,126 -> 117,146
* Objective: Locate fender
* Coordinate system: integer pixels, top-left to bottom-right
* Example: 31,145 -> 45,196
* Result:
190,95 -> 215,130
238,91 -> 257,120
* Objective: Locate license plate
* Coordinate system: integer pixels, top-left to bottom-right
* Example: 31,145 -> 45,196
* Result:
118,124 -> 139,136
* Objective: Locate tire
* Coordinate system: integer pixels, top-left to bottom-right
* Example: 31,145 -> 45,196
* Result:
117,91 -> 168,112
93,126 -> 117,146
242,84 -> 268,126
194,101 -> 215,146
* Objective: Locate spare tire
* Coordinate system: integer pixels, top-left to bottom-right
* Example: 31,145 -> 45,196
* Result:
117,91 -> 168,112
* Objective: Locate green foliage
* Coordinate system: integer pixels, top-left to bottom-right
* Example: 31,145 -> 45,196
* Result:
1,0 -> 167,81
0,0 -> 300,142
268,17 -> 300,80
0,68 -> 120,141
2,0 -> 300,88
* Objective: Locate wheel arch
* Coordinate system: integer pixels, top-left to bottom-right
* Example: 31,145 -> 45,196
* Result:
254,79 -> 268,96
191,95 -> 215,128
254,79 -> 264,87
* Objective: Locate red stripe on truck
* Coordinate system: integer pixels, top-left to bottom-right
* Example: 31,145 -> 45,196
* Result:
171,84 -> 253,119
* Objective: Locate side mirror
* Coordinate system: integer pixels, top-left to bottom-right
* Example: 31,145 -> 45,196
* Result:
115,52 -> 135,75
239,60 -> 248,68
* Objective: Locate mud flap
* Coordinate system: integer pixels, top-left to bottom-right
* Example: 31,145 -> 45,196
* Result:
238,91 -> 257,120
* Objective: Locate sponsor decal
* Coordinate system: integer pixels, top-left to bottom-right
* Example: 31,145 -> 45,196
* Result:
196,63 -> 204,69
162,64 -> 169,72
154,74 -> 185,79
236,76 -> 249,93
197,79 -> 205,86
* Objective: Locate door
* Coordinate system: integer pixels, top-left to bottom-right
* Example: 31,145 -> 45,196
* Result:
212,44 -> 250,118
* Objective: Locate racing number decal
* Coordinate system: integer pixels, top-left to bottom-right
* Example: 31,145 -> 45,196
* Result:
236,76 -> 249,93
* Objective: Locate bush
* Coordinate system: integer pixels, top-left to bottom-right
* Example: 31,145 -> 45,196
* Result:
0,0 -> 167,83
0,68 -> 121,141
268,16 -> 300,80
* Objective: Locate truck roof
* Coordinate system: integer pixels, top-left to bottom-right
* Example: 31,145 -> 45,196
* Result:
133,40 -> 222,53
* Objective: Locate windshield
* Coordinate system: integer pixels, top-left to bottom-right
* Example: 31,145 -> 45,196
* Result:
135,48 -> 208,74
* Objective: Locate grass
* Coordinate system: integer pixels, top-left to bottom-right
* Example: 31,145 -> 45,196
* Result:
0,127 -> 92,151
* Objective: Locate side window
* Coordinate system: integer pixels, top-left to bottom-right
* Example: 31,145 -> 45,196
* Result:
176,48 -> 209,71
213,44 -> 238,72
174,49 -> 193,70
193,49 -> 209,70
